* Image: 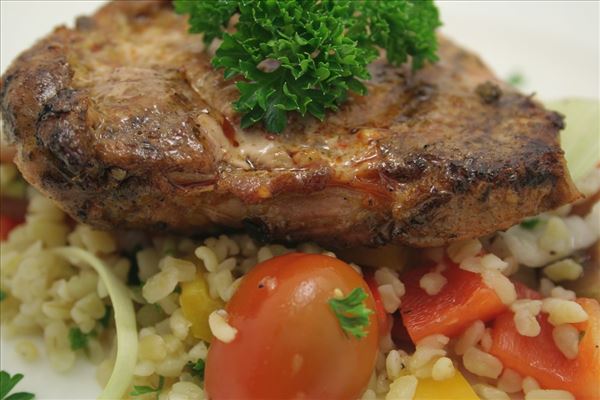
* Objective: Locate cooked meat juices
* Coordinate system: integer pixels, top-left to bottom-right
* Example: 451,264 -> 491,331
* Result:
0,1 -> 580,248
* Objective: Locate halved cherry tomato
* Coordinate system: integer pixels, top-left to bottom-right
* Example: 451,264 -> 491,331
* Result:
400,261 -> 506,342
489,298 -> 600,399
0,214 -> 22,240
205,253 -> 379,400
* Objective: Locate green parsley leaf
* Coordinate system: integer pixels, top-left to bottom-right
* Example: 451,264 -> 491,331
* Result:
520,218 -> 540,230
68,327 -> 89,351
0,290 -> 6,302
0,371 -> 35,400
176,0 -> 441,133
130,376 -> 164,399
189,359 -> 205,380
328,287 -> 374,339
506,71 -> 525,88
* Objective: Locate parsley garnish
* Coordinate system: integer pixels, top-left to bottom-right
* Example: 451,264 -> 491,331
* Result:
175,0 -> 441,133
130,376 -> 165,399
189,359 -> 205,380
328,288 -> 373,339
520,218 -> 540,230
507,71 -> 525,88
68,327 -> 90,351
0,371 -> 35,400
0,290 -> 6,302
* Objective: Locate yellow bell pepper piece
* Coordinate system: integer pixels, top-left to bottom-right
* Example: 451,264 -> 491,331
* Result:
415,371 -> 479,400
179,272 -> 223,342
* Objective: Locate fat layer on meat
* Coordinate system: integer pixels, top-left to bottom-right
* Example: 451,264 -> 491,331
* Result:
0,0 -> 580,247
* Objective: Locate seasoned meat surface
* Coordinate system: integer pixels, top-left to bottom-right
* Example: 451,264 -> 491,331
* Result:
0,1 -> 580,247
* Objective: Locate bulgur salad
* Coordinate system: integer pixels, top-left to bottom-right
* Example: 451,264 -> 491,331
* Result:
1,1 -> 600,400
1,159 -> 600,399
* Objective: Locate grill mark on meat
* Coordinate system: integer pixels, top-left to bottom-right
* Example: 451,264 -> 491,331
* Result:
0,0 -> 580,248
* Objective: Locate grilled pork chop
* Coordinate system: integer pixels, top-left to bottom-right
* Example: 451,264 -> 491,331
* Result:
0,1 -> 580,248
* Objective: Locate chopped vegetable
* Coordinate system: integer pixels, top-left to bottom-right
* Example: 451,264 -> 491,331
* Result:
130,376 -> 164,399
328,288 -> 374,339
0,371 -> 34,400
180,272 -> 224,342
175,0 -> 441,133
520,218 -> 540,230
189,359 -> 205,380
205,253 -> 378,399
400,261 -> 506,342
489,298 -> 600,399
68,327 -> 90,351
546,98 -> 600,181
414,371 -> 479,400
53,247 -> 137,400
0,215 -> 22,241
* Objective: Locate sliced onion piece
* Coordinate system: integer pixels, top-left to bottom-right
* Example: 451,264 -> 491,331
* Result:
54,247 -> 138,400
546,98 -> 599,182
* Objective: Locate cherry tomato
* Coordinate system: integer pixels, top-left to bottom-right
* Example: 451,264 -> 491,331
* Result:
0,214 -> 22,240
205,253 -> 379,400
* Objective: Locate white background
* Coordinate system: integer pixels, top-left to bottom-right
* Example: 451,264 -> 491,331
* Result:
1,1 -> 599,399
2,1 -> 599,99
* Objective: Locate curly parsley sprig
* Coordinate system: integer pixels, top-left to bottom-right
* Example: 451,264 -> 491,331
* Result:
175,0 -> 441,133
328,288 -> 374,339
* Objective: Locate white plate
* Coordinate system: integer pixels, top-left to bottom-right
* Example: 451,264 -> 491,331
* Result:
1,1 -> 598,399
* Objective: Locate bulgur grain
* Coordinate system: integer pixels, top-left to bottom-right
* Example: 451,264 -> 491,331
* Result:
552,324 -> 580,360
454,320 -> 485,355
447,239 -> 482,263
378,284 -> 401,313
15,339 -> 39,362
513,309 -> 541,337
481,269 -> 517,305
543,259 -> 583,282
497,368 -> 523,394
463,347 -> 503,379
138,334 -> 167,361
419,271 -> 447,295
386,375 -> 417,400
431,356 -> 455,381
550,286 -> 576,301
480,328 -> 493,352
522,376 -> 540,393
542,298 -> 588,325
472,384 -> 510,400
208,309 -> 237,343
385,350 -> 403,381
481,253 -> 508,272
525,389 -> 575,400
